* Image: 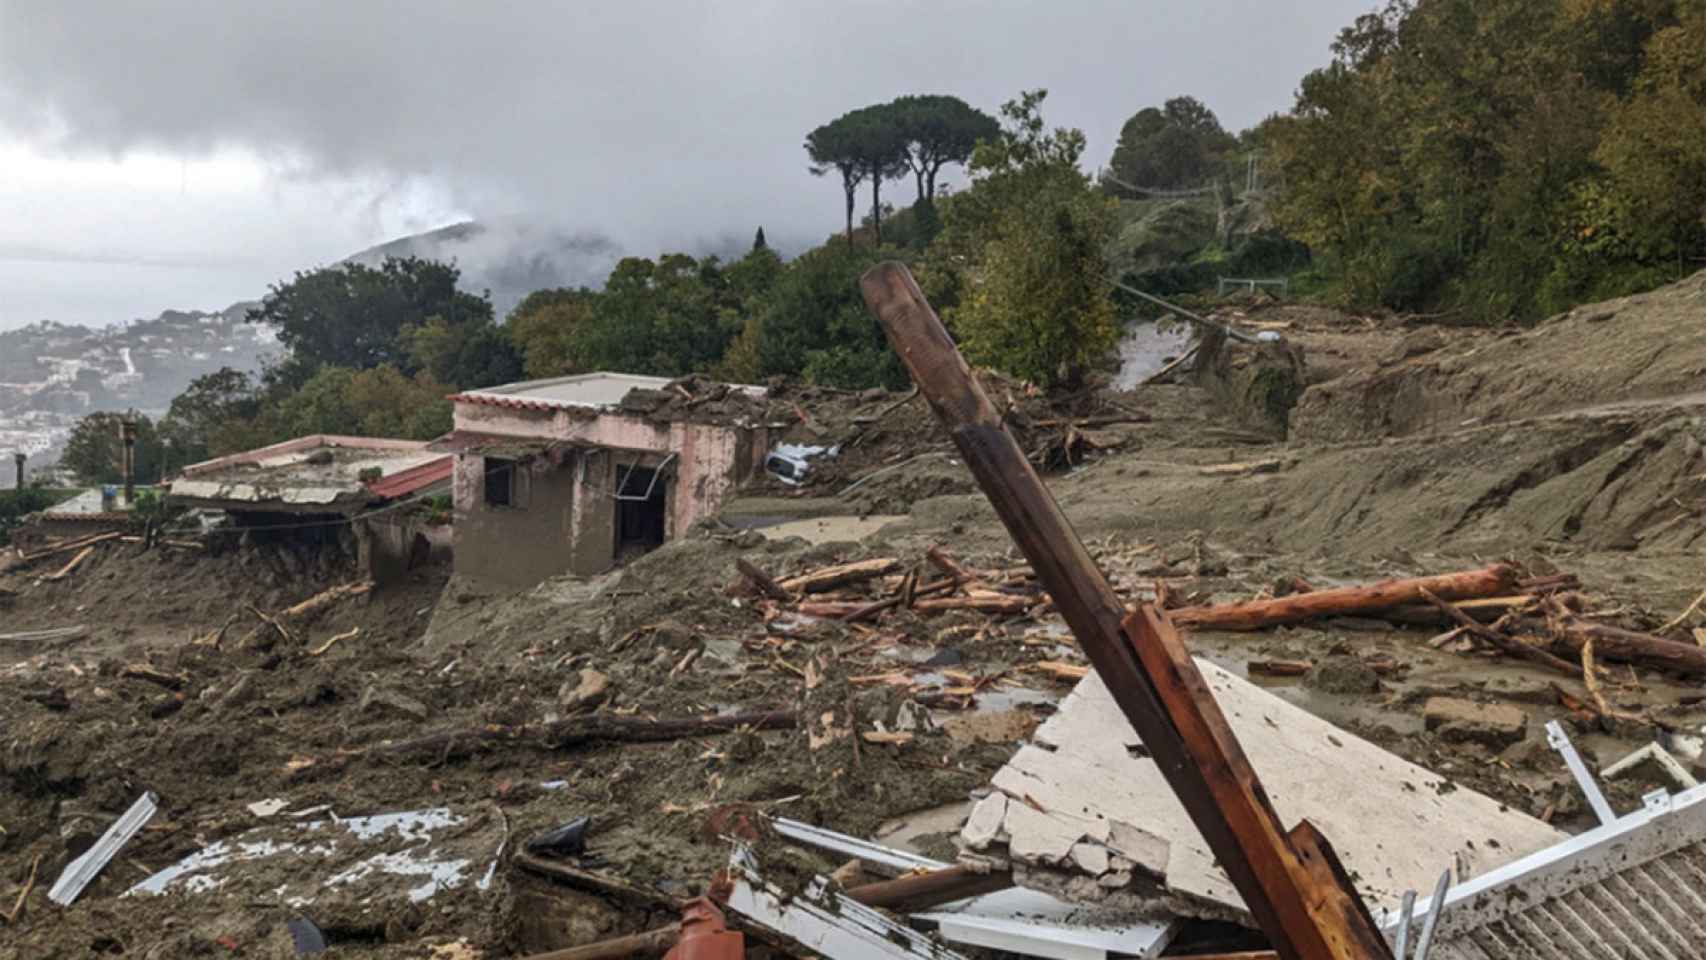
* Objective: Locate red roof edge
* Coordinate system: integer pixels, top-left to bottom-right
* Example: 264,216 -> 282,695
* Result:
363,455 -> 453,500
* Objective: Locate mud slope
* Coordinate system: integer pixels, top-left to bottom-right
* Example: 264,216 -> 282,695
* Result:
891,400 -> 1705,560
1293,269 -> 1706,442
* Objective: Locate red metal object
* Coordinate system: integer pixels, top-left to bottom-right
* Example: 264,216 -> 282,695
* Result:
663,897 -> 743,960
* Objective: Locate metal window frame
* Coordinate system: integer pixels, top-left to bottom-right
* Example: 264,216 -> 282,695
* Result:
612,452 -> 676,502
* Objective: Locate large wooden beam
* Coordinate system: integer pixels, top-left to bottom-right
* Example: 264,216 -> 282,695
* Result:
1168,565 -> 1519,631
859,262 -> 1392,960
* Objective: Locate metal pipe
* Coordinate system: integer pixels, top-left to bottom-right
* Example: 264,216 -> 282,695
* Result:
1108,277 -> 1263,344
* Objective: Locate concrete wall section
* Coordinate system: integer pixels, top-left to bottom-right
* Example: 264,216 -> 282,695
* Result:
452,447 -> 580,589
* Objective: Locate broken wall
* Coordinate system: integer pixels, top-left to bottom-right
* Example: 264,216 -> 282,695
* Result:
356,512 -> 449,584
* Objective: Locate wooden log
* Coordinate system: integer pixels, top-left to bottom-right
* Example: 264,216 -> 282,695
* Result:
1168,564 -> 1520,631
735,558 -> 790,601
42,545 -> 94,581
844,864 -> 1013,912
796,601 -> 875,619
1381,595 -> 1538,625
859,261 -> 1392,960
835,576 -> 955,623
1248,659 -> 1312,677
19,531 -> 121,563
1129,606 -> 1393,959
1417,589 -> 1581,678
1030,660 -> 1090,681
910,593 -> 1035,615
513,852 -> 680,910
777,558 -> 901,594
121,663 -> 186,690
1533,618 -> 1706,676
925,546 -> 979,586
309,627 -> 360,656
282,580 -> 373,619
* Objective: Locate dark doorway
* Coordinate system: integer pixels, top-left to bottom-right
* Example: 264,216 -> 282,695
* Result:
614,465 -> 667,559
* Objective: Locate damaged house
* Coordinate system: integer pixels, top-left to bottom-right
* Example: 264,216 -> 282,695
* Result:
434,372 -> 774,588
165,434 -> 452,581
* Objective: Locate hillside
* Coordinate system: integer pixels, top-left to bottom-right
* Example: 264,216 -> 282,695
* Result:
0,303 -> 274,463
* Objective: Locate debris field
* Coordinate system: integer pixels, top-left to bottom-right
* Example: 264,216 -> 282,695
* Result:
2,270 -> 1706,958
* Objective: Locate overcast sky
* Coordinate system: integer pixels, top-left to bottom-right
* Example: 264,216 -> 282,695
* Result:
0,1 -> 1375,331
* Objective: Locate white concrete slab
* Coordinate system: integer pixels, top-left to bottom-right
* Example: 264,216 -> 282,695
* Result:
965,659 -> 1566,920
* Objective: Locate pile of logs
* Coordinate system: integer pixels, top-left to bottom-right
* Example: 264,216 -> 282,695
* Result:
1161,562 -> 1706,680
737,553 -> 1706,713
732,547 -> 1045,624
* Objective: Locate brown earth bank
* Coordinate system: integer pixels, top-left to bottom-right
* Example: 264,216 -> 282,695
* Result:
2,274 -> 1704,958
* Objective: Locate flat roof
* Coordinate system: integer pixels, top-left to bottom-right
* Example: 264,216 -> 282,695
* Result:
168,435 -> 449,512
454,372 -> 675,411
449,371 -> 767,414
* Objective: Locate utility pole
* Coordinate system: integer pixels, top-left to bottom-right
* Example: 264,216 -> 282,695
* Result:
13,452 -> 23,490
120,414 -> 138,505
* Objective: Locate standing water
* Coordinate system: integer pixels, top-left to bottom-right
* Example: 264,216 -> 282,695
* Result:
1113,320 -> 1195,389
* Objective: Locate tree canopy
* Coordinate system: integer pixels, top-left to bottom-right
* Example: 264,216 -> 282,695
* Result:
247,256 -> 497,384
891,94 -> 1001,203
807,95 -> 998,244
806,117 -> 869,244
1266,0 -> 1706,318
1105,96 -> 1238,193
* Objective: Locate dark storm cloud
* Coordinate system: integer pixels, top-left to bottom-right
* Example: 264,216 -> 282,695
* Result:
0,1 -> 1375,253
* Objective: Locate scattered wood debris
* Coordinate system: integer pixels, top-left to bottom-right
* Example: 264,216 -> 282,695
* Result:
737,548 -> 1042,624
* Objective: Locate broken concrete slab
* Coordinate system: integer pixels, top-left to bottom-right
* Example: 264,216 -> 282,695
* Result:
967,661 -> 1565,923
1423,696 -> 1528,749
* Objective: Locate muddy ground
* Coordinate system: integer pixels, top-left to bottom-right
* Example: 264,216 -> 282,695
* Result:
2,273 -> 1703,958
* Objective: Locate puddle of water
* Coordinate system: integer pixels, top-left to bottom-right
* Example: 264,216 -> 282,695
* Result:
1113,321 -> 1195,389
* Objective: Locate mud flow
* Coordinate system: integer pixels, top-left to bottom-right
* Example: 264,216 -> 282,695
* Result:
3,274 -> 1704,957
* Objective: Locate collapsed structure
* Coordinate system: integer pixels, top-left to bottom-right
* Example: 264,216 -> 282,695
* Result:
433,372 -> 775,587
165,434 -> 452,581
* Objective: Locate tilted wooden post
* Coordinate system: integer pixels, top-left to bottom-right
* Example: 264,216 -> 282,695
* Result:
859,262 -> 1393,960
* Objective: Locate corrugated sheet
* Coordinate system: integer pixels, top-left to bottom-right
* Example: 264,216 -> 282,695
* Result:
1437,847 -> 1706,958
1393,785 -> 1706,959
